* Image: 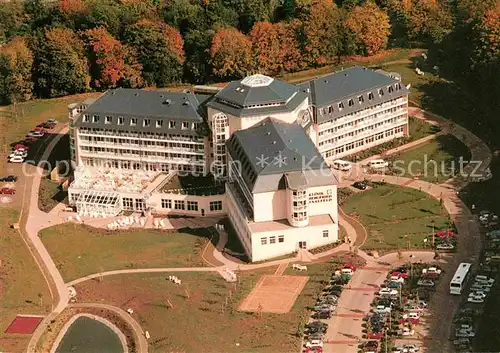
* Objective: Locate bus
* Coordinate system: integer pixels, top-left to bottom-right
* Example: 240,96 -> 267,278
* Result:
450,263 -> 472,295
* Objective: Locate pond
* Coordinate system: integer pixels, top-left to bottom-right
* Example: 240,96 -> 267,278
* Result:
55,316 -> 124,353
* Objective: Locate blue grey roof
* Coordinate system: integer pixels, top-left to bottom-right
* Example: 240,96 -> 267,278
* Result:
207,74 -> 307,117
227,118 -> 337,193
299,66 -> 409,124
74,89 -> 205,136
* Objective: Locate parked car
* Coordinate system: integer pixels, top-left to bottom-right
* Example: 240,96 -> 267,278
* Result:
0,175 -> 18,182
362,341 -> 378,353
353,180 -> 368,190
27,131 -> 44,138
0,187 -> 16,194
475,275 -> 495,285
306,321 -> 328,330
378,288 -> 398,296
9,156 -> 25,163
417,279 -> 435,287
14,144 -> 29,150
314,303 -> 335,311
391,271 -> 409,279
367,331 -> 384,339
403,312 -> 420,320
47,118 -> 58,124
305,339 -> 323,348
468,291 -> 487,299
403,344 -> 420,352
467,295 -> 485,303
374,305 -> 391,314
9,151 -> 28,159
313,310 -> 332,319
305,347 -> 323,353
436,243 -> 455,250
455,329 -> 475,338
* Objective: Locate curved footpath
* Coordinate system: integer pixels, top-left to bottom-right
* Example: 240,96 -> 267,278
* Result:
21,107 -> 491,353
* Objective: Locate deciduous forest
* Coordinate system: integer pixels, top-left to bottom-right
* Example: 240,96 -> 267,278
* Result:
0,0 -> 498,120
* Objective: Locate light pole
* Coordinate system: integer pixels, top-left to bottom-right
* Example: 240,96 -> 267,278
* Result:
431,220 -> 435,247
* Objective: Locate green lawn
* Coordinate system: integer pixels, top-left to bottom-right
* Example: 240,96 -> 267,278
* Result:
343,117 -> 440,162
0,209 -> 51,353
342,184 -> 450,250
388,134 -> 471,183
74,263 -> 331,353
40,225 -> 214,281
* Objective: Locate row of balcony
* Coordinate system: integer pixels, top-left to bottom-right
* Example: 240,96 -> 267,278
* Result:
318,98 -> 407,130
226,182 -> 254,222
78,129 -> 204,144
78,140 -> 205,155
79,151 -> 206,165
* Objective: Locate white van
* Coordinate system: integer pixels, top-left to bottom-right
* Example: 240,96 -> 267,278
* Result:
332,160 -> 352,171
368,159 -> 389,169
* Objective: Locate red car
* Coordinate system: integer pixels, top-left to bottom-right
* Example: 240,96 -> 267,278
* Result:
14,144 -> 29,150
391,271 -> 409,279
367,331 -> 384,339
305,347 -> 323,353
1,187 -> 16,195
344,263 -> 357,271
34,127 -> 47,133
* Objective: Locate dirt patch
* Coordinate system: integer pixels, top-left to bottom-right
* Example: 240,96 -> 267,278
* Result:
238,275 -> 309,314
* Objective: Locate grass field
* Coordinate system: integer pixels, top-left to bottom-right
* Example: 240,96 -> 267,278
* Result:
74,262 -> 331,353
342,184 -> 449,249
0,209 -> 51,353
40,225 -> 214,281
388,134 -> 471,183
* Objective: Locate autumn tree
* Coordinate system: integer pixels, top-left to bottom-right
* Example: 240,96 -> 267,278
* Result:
302,0 -> 342,66
82,27 -> 143,89
273,20 -> 305,73
345,1 -> 391,55
473,4 -> 500,63
123,20 -> 184,87
210,27 -> 253,78
249,22 -> 281,74
58,0 -> 85,14
31,27 -> 89,97
0,37 -> 34,104
0,1 -> 25,44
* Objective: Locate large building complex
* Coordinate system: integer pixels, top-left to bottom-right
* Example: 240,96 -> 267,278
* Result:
67,66 -> 409,261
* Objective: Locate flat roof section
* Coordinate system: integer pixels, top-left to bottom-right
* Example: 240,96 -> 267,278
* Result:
248,214 -> 335,233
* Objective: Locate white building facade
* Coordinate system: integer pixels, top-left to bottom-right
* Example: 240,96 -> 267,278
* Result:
67,66 -> 409,261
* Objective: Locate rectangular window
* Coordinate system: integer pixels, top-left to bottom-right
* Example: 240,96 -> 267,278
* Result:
269,236 -> 276,244
169,121 -> 176,129
182,122 -> 189,129
161,199 -> 171,209
378,88 -> 384,96
358,95 -> 364,103
187,201 -> 198,211
209,200 -> 222,211
105,116 -> 112,124
92,115 -> 100,123
118,117 -> 124,125
83,114 -> 90,122
174,200 -> 185,210
348,99 -> 354,107
131,118 -> 137,126
156,120 -> 163,128
144,119 -> 151,127
261,237 -> 267,245
278,235 -> 284,243
338,102 -> 344,110
388,85 -> 394,93
123,197 -> 133,210
323,230 -> 329,238
368,92 -> 374,100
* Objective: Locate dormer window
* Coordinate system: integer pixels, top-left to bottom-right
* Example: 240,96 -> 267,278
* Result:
143,119 -> 151,127
338,102 -> 344,110
92,115 -> 99,123
83,114 -> 90,123
118,117 -> 124,125
388,85 -> 394,93
169,121 -> 176,129
192,122 -> 198,130
348,99 -> 354,107
182,122 -> 189,129
130,118 -> 137,126
156,120 -> 163,128
378,89 -> 384,96
358,95 -> 364,103
328,106 -> 333,113
105,116 -> 112,124
368,92 -> 374,100
396,83 -> 401,90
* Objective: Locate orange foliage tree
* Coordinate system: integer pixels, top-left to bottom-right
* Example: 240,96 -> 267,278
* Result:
302,0 -> 342,66
345,1 -> 391,56
82,27 -> 143,89
210,27 -> 253,78
0,36 -> 34,102
474,4 -> 500,62
274,20 -> 305,73
249,21 -> 281,74
58,0 -> 85,13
